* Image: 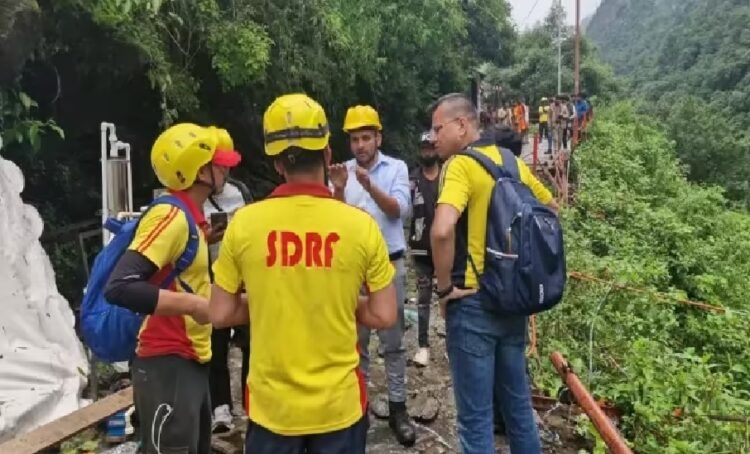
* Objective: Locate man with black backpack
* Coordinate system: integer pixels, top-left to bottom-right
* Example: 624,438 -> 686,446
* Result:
429,93 -> 561,454
104,124 -> 241,453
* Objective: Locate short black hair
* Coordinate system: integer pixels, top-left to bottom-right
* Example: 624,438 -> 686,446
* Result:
428,93 -> 478,128
273,146 -> 325,175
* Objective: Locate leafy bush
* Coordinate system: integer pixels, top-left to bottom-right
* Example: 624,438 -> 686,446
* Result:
533,103 -> 750,452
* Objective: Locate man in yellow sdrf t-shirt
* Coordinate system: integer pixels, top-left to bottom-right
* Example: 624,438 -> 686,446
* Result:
209,93 -> 397,453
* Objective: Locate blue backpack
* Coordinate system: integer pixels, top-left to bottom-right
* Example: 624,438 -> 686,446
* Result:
462,148 -> 566,315
80,195 -> 200,362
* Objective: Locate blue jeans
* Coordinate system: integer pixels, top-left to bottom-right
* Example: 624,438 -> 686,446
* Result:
446,294 -> 541,454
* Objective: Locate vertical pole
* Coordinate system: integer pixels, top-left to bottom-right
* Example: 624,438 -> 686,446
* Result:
532,133 -> 539,174
100,123 -> 110,246
575,0 -> 581,95
557,0 -> 562,95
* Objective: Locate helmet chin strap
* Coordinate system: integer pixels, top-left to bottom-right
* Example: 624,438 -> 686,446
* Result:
195,164 -> 219,196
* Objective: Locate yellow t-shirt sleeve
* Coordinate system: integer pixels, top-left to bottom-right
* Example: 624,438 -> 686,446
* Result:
364,219 -> 395,292
437,156 -> 471,213
212,216 -> 242,294
129,204 -> 188,268
517,158 -> 554,204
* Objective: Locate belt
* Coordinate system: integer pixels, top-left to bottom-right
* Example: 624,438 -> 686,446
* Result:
389,250 -> 405,261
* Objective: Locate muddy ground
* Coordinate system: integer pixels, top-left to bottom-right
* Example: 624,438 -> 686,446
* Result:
214,265 -> 589,454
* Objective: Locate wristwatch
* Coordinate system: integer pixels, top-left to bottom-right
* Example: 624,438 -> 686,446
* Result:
436,284 -> 454,299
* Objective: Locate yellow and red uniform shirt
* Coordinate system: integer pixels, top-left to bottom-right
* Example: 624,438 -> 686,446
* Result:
212,182 -> 394,436
128,190 -> 212,363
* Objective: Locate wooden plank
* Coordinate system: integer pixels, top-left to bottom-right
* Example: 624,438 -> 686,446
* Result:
0,387 -> 133,454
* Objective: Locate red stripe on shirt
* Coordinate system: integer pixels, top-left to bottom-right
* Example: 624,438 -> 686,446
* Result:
136,206 -> 179,253
355,342 -> 368,414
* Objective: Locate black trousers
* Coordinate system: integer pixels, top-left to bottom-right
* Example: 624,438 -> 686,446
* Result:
413,256 -> 434,348
209,327 -> 250,411
244,415 -> 369,454
538,121 -> 549,144
132,355 -> 211,454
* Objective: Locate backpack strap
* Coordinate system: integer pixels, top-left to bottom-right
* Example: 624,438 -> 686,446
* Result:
461,147 -> 520,180
227,177 -> 253,204
207,196 -> 223,212
461,149 -> 502,180
497,147 -> 520,180
149,195 -> 201,294
457,146 -> 521,285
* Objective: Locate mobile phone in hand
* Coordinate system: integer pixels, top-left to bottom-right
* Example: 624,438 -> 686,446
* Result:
210,212 -> 229,230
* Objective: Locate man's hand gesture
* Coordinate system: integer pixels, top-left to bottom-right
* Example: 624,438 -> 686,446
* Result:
328,163 -> 348,190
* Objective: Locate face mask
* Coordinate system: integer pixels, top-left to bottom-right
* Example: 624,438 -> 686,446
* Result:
420,155 -> 439,166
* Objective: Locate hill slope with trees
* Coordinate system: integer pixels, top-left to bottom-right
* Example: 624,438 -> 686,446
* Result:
587,0 -> 750,205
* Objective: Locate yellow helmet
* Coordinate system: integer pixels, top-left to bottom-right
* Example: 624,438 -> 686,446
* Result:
343,105 -> 382,132
263,93 -> 330,156
150,123 -> 241,191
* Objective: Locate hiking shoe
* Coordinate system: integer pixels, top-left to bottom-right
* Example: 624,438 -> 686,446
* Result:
212,404 -> 235,433
389,402 -> 417,447
413,347 -> 430,367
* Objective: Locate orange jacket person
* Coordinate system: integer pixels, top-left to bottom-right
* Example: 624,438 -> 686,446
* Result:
513,101 -> 527,134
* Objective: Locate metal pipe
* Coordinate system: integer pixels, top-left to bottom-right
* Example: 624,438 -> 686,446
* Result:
116,142 -> 134,214
574,0 -> 581,96
557,0 -> 562,95
550,352 -> 633,454
100,122 -> 115,245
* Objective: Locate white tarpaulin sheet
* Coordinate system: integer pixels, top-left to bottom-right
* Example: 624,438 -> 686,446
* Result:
0,156 -> 89,442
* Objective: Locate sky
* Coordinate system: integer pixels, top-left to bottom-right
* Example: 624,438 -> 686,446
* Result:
508,0 -> 602,29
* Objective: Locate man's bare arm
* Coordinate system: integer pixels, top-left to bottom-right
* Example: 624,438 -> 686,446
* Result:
547,199 -> 560,215
356,283 -> 397,329
431,204 -> 462,291
209,285 -> 249,328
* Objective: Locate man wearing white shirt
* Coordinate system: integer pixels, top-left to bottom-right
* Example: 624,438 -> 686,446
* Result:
329,104 -> 416,447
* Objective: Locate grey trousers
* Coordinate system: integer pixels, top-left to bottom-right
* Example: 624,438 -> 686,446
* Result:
132,355 -> 212,454
358,258 -> 407,403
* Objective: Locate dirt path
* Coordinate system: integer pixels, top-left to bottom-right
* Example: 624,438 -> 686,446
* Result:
219,264 -> 588,454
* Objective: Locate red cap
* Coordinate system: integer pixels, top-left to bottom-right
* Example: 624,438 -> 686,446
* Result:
212,148 -> 241,167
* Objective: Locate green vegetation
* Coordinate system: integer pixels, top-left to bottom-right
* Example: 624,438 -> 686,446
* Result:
0,0 -> 515,303
588,0 -> 750,205
533,103 -> 750,452
484,3 -> 620,104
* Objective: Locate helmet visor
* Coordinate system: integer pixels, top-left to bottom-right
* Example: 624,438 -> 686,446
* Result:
212,149 -> 242,167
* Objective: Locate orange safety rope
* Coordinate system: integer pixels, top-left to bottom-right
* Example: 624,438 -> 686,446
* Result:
568,271 -> 726,314
527,271 -> 724,357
